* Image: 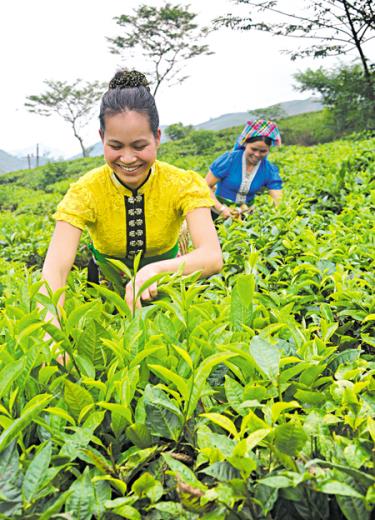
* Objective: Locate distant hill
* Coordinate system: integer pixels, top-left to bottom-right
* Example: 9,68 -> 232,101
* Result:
196,98 -> 323,131
0,150 -> 53,175
0,149 -> 26,174
0,98 -> 322,172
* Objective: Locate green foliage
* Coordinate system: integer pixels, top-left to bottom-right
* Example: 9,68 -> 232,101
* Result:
159,111 -> 346,161
295,64 -> 375,135
25,79 -> 106,157
107,2 -> 212,96
165,122 -> 194,141
250,103 -> 287,122
278,110 -> 337,146
0,133 -> 374,518
216,1 -> 374,67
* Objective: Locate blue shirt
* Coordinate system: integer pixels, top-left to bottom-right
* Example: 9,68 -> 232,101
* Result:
210,149 -> 282,204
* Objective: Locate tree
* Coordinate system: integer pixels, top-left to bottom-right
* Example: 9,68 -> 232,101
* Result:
249,103 -> 287,121
190,130 -> 215,154
25,79 -> 106,157
107,3 -> 213,97
165,122 -> 194,141
216,1 -> 374,100
294,63 -> 374,133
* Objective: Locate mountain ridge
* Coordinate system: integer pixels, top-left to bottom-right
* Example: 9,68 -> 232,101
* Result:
1,98 -> 322,173
70,98 -> 322,160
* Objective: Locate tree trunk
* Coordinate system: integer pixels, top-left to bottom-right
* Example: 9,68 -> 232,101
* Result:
71,121 -> 87,157
342,0 -> 374,102
78,138 -> 87,158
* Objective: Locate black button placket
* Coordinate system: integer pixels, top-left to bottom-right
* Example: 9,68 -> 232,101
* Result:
125,189 -> 146,261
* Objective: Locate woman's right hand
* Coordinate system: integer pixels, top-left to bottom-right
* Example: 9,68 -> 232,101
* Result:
219,205 -> 232,219
125,263 -> 161,312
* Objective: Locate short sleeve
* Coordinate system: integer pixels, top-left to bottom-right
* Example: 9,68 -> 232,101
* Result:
209,151 -> 234,179
175,171 -> 214,217
53,180 -> 96,230
265,163 -> 283,190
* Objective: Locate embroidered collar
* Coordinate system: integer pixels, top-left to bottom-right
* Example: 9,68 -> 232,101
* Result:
110,163 -> 156,194
235,153 -> 261,204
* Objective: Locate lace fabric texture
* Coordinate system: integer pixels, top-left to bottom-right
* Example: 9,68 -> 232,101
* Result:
235,154 -> 261,205
53,160 -> 213,258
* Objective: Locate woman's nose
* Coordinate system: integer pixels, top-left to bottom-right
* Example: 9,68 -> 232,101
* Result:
120,150 -> 136,163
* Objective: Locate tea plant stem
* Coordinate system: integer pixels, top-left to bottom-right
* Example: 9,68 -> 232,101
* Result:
177,284 -> 193,443
268,447 -> 273,473
220,502 -> 244,519
303,486 -> 325,520
277,375 -> 282,402
132,277 -> 136,317
179,366 -> 195,445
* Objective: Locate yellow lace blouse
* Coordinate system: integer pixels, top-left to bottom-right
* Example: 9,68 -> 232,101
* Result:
53,160 -> 213,259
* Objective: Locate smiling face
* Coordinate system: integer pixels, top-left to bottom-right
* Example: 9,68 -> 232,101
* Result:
100,110 -> 160,189
244,140 -> 270,167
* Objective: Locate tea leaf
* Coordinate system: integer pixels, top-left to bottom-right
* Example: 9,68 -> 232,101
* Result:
172,344 -> 193,370
132,472 -> 163,503
66,468 -> 95,520
162,453 -> 205,489
271,401 -> 300,423
22,441 -> 52,502
274,423 -> 308,456
249,336 -> 280,381
258,475 -> 294,488
38,489 -> 73,520
92,284 -> 131,317
45,406 -> 76,426
125,423 -> 153,448
93,475 -> 127,495
64,380 -> 94,420
317,480 -> 364,498
149,364 -> 189,401
144,385 -> 183,441
0,394 -> 53,452
187,352 -> 236,418
201,413 -> 238,438
336,494 -> 370,520
0,359 -> 25,400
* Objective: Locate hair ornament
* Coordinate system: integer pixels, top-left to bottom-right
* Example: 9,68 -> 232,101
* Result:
109,70 -> 150,91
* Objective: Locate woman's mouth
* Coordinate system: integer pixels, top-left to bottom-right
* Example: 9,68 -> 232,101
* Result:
116,163 -> 142,173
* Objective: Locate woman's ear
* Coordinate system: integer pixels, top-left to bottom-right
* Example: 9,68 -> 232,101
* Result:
99,129 -> 104,143
156,128 -> 161,148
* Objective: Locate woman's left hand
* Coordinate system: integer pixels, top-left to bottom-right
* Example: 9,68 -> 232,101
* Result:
125,264 -> 161,311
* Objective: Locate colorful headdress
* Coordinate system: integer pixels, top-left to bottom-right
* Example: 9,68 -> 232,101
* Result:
234,119 -> 281,150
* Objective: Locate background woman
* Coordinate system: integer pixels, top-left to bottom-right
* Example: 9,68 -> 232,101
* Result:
205,119 -> 283,219
42,70 -> 222,311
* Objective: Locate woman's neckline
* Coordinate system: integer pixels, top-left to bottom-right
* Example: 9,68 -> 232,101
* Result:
113,168 -> 152,194
244,159 -> 261,178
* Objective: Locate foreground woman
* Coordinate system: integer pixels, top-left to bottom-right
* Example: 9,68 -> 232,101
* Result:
42,70 -> 222,310
206,119 -> 283,220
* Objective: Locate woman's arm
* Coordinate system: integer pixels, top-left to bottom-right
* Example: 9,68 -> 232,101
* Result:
40,221 -> 81,365
269,189 -> 283,206
205,170 -> 232,219
125,207 -> 223,308
41,221 -> 82,303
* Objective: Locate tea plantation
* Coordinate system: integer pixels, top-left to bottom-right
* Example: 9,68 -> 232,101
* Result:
0,131 -> 374,519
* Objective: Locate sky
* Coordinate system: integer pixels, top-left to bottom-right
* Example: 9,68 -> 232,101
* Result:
1,0 -> 371,159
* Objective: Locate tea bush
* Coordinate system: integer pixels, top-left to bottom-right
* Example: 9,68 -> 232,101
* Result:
0,131 -> 374,519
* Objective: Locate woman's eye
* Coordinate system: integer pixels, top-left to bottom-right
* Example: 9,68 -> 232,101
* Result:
134,145 -> 146,151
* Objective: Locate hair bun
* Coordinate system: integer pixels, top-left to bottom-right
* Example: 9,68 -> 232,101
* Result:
109,70 -> 150,91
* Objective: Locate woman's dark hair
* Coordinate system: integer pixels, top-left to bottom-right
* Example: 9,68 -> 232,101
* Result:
246,136 -> 273,147
99,70 -> 159,137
